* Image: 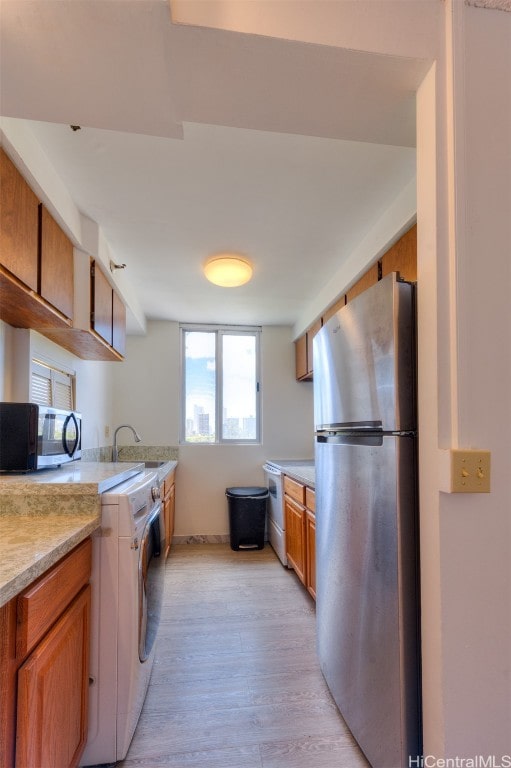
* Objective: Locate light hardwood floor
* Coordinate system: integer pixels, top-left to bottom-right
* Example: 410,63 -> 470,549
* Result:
119,543 -> 369,768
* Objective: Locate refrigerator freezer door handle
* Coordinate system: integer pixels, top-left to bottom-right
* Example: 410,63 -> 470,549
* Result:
316,432 -> 384,447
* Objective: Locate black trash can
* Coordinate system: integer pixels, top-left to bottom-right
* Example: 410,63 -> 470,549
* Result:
226,486 -> 268,551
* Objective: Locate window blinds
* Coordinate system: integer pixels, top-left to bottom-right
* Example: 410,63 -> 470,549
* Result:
31,360 -> 75,410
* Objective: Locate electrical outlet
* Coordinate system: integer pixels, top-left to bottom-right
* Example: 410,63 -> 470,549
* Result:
104,425 -> 110,439
451,449 -> 491,493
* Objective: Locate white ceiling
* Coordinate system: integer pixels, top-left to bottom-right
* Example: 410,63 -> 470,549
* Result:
0,0 -> 430,330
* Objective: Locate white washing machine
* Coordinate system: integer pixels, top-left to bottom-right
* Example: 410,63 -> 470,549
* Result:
80,470 -> 165,766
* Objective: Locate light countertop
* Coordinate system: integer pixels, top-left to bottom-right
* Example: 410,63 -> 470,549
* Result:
0,461 -> 146,607
265,459 -> 315,488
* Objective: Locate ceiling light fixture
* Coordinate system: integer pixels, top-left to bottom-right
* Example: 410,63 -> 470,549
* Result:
204,255 -> 253,287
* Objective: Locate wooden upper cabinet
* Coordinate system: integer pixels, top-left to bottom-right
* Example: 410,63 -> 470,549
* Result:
346,262 -> 379,303
41,255 -> 126,361
295,318 -> 322,381
40,206 -> 74,320
295,334 -> 309,381
112,289 -> 126,356
91,259 -> 126,355
0,151 -> 126,360
0,148 -> 39,291
306,318 -> 322,377
0,149 -> 73,331
91,260 -> 113,346
381,223 -> 417,282
322,294 -> 346,325
294,225 -> 416,380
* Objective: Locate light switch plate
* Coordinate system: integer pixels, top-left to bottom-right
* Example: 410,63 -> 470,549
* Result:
451,449 -> 491,493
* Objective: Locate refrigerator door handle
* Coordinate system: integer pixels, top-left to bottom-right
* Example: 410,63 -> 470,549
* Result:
316,420 -> 382,432
316,432 -> 383,447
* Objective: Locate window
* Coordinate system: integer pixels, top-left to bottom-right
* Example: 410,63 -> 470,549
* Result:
181,325 -> 261,444
31,358 -> 76,409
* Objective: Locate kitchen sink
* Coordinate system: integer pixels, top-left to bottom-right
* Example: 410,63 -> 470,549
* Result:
120,459 -> 168,468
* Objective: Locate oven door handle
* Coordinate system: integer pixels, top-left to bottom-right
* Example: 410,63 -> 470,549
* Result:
263,464 -> 281,477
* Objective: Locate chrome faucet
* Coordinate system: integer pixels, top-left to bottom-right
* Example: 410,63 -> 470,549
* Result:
112,424 -> 142,462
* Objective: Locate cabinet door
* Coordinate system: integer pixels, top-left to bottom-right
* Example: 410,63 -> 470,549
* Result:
346,262 -> 379,303
306,319 -> 322,377
322,294 -> 346,324
39,206 -> 74,320
381,224 -> 417,283
295,334 -> 308,380
163,482 -> 176,559
169,483 -> 175,545
0,149 -> 39,291
0,599 -> 17,768
16,585 -> 90,768
283,475 -> 305,505
163,493 -> 171,559
91,260 -> 113,346
305,510 -> 316,601
17,538 -> 91,660
112,289 -> 126,355
285,495 -> 306,584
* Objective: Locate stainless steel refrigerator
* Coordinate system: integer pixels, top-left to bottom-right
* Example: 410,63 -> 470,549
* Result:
313,273 -> 421,768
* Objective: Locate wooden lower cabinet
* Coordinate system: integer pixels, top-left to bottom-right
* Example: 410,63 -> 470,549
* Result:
161,466 -> 176,558
0,539 -> 91,768
284,477 -> 316,599
16,586 -> 90,768
168,483 -> 175,544
305,510 -> 316,600
284,495 -> 306,583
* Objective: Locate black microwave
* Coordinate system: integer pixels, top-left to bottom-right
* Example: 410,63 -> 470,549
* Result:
0,403 -> 82,472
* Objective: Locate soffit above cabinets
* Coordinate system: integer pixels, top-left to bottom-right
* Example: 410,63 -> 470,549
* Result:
0,0 -> 429,330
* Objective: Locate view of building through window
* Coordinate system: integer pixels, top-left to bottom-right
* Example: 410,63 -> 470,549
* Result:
183,327 -> 259,443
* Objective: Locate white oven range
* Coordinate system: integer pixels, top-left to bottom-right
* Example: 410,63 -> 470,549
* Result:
262,460 -> 315,567
80,470 -> 164,766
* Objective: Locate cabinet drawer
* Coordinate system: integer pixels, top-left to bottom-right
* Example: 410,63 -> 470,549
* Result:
284,476 -> 305,505
305,487 -> 315,513
163,468 -> 175,496
16,538 -> 92,661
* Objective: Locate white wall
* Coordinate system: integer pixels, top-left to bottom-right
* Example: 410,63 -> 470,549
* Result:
111,320 -> 180,445
436,3 -> 511,758
113,322 -> 313,536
